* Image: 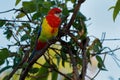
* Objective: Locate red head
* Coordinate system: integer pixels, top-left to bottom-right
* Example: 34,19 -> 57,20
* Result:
48,8 -> 62,17
46,8 -> 62,28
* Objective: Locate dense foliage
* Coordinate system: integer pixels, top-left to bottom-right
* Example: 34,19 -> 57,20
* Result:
0,0 -> 120,80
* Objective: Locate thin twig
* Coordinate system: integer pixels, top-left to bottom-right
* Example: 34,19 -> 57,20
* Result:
19,9 -> 32,22
86,75 -> 93,80
104,38 -> 120,41
49,47 -> 62,57
35,62 -> 51,68
0,19 -> 35,23
0,8 -> 32,22
92,47 -> 120,56
54,68 -> 72,80
0,8 -> 16,14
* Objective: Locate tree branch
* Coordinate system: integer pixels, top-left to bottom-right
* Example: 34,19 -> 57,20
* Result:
6,51 -> 29,80
65,0 -> 85,30
0,8 -> 16,14
19,38 -> 58,80
12,0 -> 86,79
0,8 -> 32,22
68,46 -> 79,80
80,37 -> 90,80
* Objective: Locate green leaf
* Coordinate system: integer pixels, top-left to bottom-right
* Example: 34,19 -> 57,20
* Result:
0,59 -> 5,65
22,1 -> 36,13
51,71 -> 58,80
55,54 -> 60,65
71,0 -> 76,3
108,6 -> 115,11
61,51 -> 67,60
51,1 -> 56,5
32,12 -> 41,20
0,48 -> 9,65
13,55 -> 22,68
0,20 -> 6,27
3,28 -> 12,39
38,62 -> 49,74
43,2 -> 52,8
78,12 -> 87,21
30,62 -> 49,80
60,45 -> 68,67
22,62 -> 29,68
15,0 -> 21,6
29,68 -> 39,74
61,51 -> 67,67
113,0 -> 120,21
16,12 -> 25,18
22,23 -> 31,33
98,63 -> 107,71
90,38 -> 102,53
65,0 -> 70,2
21,34 -> 30,41
0,48 -> 9,60
93,44 -> 99,52
62,6 -> 69,16
96,56 -> 103,65
96,56 -> 106,70
62,59 -> 65,67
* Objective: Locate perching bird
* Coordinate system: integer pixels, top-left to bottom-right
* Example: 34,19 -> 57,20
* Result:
29,8 -> 62,61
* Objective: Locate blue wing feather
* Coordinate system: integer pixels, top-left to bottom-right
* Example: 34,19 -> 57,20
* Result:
37,26 -> 42,39
28,26 -> 42,62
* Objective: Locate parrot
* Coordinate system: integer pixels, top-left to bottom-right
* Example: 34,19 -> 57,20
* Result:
28,8 -> 62,61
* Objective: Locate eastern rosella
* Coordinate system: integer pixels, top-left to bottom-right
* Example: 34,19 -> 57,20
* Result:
29,8 -> 62,61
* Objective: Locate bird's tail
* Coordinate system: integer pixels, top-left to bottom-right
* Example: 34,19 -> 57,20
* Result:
28,41 -> 47,62
36,40 -> 47,50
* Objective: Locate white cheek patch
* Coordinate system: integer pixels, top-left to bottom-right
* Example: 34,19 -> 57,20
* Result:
54,13 -> 60,17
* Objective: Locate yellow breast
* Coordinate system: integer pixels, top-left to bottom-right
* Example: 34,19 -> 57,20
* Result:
38,18 -> 58,42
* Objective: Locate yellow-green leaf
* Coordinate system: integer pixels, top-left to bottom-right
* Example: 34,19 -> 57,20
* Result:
16,13 -> 25,18
15,0 -> 21,6
71,0 -> 75,3
113,0 -> 120,21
